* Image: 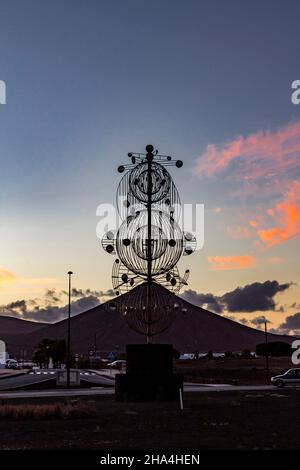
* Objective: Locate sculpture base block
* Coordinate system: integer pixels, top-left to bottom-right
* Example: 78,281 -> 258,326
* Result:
115,344 -> 183,402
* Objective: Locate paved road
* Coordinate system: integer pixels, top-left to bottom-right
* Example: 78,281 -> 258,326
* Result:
0,369 -> 27,379
0,373 -> 56,391
0,383 -> 291,399
0,369 -> 114,391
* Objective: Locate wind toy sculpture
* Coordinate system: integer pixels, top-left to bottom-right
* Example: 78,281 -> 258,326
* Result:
102,144 -> 196,342
102,144 -> 196,401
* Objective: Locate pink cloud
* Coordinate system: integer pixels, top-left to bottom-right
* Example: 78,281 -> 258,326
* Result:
207,255 -> 256,270
211,207 -> 222,213
196,120 -> 300,180
196,120 -> 300,250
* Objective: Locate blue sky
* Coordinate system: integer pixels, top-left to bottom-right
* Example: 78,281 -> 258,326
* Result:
0,0 -> 300,331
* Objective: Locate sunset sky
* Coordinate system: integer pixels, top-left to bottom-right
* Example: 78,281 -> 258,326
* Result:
0,0 -> 299,334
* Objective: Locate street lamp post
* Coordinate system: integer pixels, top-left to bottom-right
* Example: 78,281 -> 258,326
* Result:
67,271 -> 73,388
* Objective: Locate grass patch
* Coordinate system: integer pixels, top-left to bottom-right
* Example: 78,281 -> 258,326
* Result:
0,400 -> 95,420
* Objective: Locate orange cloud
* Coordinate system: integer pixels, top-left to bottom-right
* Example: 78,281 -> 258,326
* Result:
207,255 -> 256,270
257,181 -> 300,248
0,268 -> 15,285
249,220 -> 258,228
196,120 -> 300,179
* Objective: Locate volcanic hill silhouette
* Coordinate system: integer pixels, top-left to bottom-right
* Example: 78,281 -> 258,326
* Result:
0,283 -> 293,356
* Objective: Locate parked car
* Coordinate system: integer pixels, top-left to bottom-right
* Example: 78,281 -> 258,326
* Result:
107,360 -> 126,370
5,359 -> 19,370
179,353 -> 195,360
18,361 -> 34,370
271,368 -> 300,387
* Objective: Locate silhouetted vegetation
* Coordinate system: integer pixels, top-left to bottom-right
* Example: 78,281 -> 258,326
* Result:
33,339 -> 66,368
256,341 -> 292,357
240,348 -> 252,358
76,356 -> 90,369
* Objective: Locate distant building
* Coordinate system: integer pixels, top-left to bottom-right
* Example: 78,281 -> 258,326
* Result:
0,340 -> 9,368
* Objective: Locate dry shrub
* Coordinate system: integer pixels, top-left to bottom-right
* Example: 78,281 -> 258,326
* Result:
0,401 -> 95,420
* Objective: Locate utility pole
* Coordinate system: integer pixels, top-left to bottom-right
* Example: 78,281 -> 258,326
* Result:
94,332 -> 97,356
264,320 -> 270,384
67,271 -> 73,388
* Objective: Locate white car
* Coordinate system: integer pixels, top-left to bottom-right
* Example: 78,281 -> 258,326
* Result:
5,359 -> 19,369
107,360 -> 126,369
213,352 -> 226,358
179,353 -> 195,360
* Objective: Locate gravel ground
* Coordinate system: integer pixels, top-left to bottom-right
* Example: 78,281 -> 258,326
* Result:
0,389 -> 299,450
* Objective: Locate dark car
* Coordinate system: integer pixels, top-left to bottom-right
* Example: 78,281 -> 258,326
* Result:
271,368 -> 300,387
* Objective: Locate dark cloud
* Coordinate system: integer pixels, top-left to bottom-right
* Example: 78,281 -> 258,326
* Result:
181,289 -> 223,313
279,312 -> 300,333
45,289 -> 61,303
290,302 -> 300,309
239,318 -> 249,325
6,300 -> 28,313
85,288 -> 115,298
0,288 -> 115,323
22,295 -> 101,323
221,281 -> 291,312
61,288 -> 114,299
181,280 -> 292,315
268,328 -> 281,334
251,316 -> 272,326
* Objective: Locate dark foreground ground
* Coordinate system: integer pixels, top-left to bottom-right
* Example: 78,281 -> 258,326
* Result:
1,389 -> 299,450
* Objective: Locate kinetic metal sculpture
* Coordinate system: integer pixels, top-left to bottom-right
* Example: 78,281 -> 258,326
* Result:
102,144 -> 196,341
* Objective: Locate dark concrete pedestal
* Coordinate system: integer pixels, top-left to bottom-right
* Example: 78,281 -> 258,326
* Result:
115,344 -> 183,402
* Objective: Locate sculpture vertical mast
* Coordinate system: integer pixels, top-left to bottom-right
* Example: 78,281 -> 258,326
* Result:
102,144 -> 197,338
146,144 -> 153,343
